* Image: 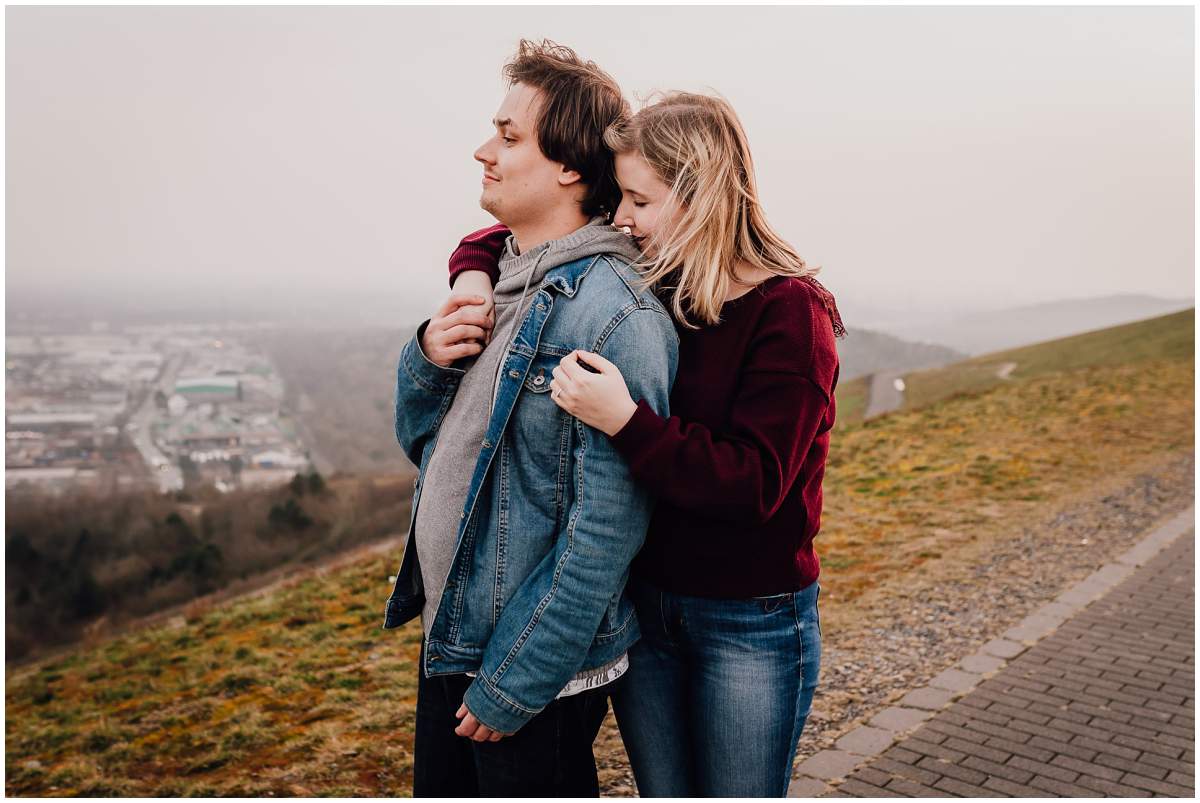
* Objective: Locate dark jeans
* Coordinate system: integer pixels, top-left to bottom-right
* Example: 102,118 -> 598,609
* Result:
413,647 -> 611,797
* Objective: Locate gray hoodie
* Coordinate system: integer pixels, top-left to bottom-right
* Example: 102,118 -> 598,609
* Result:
413,218 -> 642,649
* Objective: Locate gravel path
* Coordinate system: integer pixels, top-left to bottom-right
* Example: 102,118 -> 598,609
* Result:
593,451 -> 1194,797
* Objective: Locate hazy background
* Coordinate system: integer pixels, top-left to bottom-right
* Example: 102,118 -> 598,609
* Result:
5,5 -> 1195,330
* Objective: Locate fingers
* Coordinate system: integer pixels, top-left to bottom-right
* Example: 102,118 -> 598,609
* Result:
550,365 -> 579,396
453,711 -> 503,741
455,712 -> 476,738
557,354 -> 591,383
439,342 -> 483,361
440,304 -> 493,331
441,324 -> 488,344
573,350 -> 616,373
435,294 -> 487,318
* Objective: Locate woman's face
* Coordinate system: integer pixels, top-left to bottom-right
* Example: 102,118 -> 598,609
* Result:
613,151 -> 683,258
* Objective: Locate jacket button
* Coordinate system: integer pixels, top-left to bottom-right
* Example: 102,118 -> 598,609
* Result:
509,369 -> 520,378
482,439 -> 492,449
533,375 -> 545,386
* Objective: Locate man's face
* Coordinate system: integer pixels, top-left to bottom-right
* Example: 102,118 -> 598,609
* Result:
474,83 -> 578,227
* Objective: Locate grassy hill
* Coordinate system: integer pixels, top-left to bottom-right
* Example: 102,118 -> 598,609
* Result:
834,308 -> 1194,426
5,310 -> 1194,796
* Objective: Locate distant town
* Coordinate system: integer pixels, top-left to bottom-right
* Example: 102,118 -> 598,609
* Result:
6,322 -> 315,497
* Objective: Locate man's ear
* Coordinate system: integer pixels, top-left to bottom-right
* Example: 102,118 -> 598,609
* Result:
557,165 -> 583,187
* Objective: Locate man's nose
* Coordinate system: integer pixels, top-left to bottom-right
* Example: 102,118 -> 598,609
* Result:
474,140 -> 495,167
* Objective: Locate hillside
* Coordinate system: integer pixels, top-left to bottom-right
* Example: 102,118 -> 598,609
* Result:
4,473 -> 414,665
5,311 -> 1194,796
899,308 -> 1194,413
883,294 -> 1194,356
836,328 -> 965,382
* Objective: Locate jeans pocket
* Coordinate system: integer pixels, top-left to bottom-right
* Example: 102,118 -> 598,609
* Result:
751,590 -> 793,614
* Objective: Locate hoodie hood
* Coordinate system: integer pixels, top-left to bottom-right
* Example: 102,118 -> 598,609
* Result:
494,217 -> 642,304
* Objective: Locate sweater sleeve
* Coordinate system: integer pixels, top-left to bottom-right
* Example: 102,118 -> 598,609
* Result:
608,284 -> 839,525
447,224 -> 509,288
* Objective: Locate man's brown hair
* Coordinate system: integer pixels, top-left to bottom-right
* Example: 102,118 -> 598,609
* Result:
503,39 -> 629,219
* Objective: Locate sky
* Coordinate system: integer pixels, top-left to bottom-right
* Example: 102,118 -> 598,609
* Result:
5,5 -> 1195,326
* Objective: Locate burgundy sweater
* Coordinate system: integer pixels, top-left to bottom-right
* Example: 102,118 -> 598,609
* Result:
448,225 -> 839,598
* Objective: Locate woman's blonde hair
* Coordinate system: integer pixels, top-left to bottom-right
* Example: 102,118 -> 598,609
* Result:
606,91 -> 834,330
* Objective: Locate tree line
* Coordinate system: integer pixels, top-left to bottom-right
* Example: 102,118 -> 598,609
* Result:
4,471 -> 413,662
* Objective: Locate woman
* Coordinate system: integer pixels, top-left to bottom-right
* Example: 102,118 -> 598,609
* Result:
449,92 -> 844,797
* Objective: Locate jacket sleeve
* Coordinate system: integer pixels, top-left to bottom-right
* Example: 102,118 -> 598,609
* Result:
448,224 -> 508,288
608,286 -> 839,525
393,320 -> 466,467
462,306 -> 678,734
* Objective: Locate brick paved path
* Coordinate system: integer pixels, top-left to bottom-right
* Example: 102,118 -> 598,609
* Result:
826,528 -> 1195,797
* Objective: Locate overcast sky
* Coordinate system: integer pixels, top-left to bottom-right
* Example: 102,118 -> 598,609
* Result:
5,5 -> 1194,325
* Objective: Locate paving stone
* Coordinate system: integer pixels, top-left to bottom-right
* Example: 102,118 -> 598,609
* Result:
960,754 -> 1035,785
867,706 -> 932,733
871,757 -> 942,787
915,755 -> 987,786
787,776 -> 833,798
927,667 -> 982,693
1003,616 -> 1063,644
981,775 -> 1046,796
1120,771 -> 1196,796
794,750 -> 866,781
1048,754 -> 1124,783
835,778 -> 903,797
882,777 -> 953,797
897,686 -> 956,710
1028,774 -> 1108,797
1031,600 -> 1077,620
834,726 -> 895,758
1072,773 -> 1156,796
980,638 -> 1025,659
958,652 -> 1006,675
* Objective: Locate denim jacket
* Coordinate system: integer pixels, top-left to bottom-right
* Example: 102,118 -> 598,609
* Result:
382,252 -> 678,734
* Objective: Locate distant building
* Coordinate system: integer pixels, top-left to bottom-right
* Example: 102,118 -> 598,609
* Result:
174,375 -> 240,402
250,449 -> 308,470
7,412 -> 98,430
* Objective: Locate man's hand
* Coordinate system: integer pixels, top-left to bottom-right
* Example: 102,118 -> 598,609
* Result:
421,295 -> 494,367
455,701 -> 507,742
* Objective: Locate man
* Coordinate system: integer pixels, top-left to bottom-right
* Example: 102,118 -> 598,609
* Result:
381,40 -> 679,796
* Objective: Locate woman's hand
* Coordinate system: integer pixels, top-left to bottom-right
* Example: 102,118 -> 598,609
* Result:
550,351 -> 638,437
450,270 -> 497,345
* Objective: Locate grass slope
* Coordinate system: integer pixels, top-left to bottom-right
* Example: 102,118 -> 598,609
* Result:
5,311 -> 1193,796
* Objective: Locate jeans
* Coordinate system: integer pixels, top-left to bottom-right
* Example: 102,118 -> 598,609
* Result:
611,578 -> 823,797
413,643 -> 611,797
